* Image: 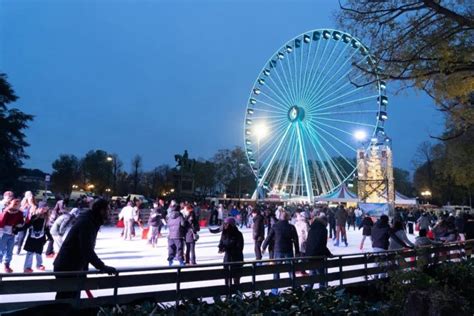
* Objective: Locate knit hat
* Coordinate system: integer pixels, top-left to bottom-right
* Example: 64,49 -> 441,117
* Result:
224,217 -> 236,226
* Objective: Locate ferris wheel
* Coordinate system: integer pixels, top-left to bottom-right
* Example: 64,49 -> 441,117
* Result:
244,29 -> 388,201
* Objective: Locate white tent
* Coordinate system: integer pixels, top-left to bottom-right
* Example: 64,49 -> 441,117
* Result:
316,184 -> 359,203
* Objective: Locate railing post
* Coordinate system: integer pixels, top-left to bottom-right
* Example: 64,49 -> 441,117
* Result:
252,262 -> 256,294
227,264 -> 232,297
364,253 -> 368,284
113,271 -> 119,306
290,259 -> 296,290
339,256 -> 343,287
176,267 -> 181,307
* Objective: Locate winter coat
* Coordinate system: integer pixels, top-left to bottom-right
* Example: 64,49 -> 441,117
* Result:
23,215 -> 52,254
359,217 -> 374,236
252,214 -> 265,241
0,208 -> 24,235
119,206 -> 137,222
184,212 -> 198,243
417,214 -> 431,230
167,209 -> 185,239
389,229 -> 414,250
53,210 -> 106,271
294,218 -> 309,254
371,220 -> 390,250
50,213 -> 75,236
218,226 -> 244,263
335,208 -> 347,226
262,220 -> 299,256
306,218 -> 332,257
148,208 -> 161,227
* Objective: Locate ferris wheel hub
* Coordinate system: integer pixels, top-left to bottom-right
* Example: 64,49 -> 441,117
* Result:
288,105 -> 305,122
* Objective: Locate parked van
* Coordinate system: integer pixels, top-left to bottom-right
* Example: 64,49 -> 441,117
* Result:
443,205 -> 472,215
69,190 -> 93,202
35,190 -> 55,201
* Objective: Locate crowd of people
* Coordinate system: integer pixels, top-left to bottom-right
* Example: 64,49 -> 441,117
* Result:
1,189 -> 474,293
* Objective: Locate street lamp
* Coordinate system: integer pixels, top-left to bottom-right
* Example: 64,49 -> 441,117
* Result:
421,190 -> 432,204
354,130 -> 367,142
254,123 -> 268,200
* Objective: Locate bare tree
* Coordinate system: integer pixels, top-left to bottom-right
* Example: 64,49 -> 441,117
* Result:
131,155 -> 142,193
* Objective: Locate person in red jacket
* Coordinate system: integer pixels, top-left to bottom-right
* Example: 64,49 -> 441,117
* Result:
0,199 -> 25,272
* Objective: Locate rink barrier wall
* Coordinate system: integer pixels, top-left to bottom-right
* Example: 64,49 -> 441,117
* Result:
0,240 -> 472,312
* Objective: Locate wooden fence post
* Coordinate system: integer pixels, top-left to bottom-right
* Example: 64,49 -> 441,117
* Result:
339,256 -> 343,287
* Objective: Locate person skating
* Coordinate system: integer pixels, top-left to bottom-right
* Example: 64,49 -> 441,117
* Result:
53,199 -> 116,300
148,201 -> 161,247
218,217 -> 244,288
335,206 -> 348,247
359,215 -> 374,250
15,191 -> 36,255
251,209 -> 265,261
0,199 -> 24,273
50,207 -> 79,255
389,220 -> 414,250
22,202 -> 52,273
183,205 -> 198,265
45,198 -> 69,257
119,202 -> 137,240
167,203 -> 185,266
262,210 -> 299,295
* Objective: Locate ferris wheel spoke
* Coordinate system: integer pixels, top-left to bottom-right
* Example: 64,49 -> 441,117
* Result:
256,100 -> 288,114
267,75 -> 294,106
296,123 -> 314,199
315,120 -> 359,138
301,38 -> 330,104
284,54 -> 298,105
305,124 -> 356,186
306,45 -> 362,106
308,56 -> 370,108
316,109 -> 379,116
309,85 -> 366,113
300,125 -> 334,194
258,124 -> 290,160
303,124 -> 346,189
301,39 -> 321,104
260,91 -> 291,111
316,117 -> 376,128
309,121 -> 357,153
305,43 -> 352,109
300,40 -> 314,104
251,107 -> 287,115
301,39 -> 336,106
263,83 -> 294,108
297,40 -> 305,102
313,94 -> 379,113
251,115 -> 287,121
258,124 -> 292,187
271,66 -> 296,105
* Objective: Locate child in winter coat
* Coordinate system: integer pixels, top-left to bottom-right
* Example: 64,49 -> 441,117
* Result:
23,202 -> 52,273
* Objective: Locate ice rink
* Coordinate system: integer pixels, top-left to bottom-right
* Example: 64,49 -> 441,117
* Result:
7,224 -> 417,271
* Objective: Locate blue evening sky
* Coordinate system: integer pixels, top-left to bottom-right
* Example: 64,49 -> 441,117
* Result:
1,0 -> 443,173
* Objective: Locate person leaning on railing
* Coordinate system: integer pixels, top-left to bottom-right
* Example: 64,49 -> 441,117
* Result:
305,214 -> 332,290
53,199 -> 116,300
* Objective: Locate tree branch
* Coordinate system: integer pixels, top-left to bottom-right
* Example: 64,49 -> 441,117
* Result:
422,0 -> 474,27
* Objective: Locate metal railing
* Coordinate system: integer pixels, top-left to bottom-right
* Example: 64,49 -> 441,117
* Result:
0,240 -> 472,312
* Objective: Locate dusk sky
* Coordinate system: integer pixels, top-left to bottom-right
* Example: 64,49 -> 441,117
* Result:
1,0 -> 444,174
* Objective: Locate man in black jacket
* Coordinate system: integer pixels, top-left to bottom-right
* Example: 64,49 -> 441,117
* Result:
53,199 -> 116,300
251,209 -> 265,261
262,210 -> 299,295
305,215 -> 332,289
370,214 -> 390,278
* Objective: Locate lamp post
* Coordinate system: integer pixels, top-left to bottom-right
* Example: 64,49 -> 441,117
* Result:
254,123 -> 268,201
107,155 -> 118,194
